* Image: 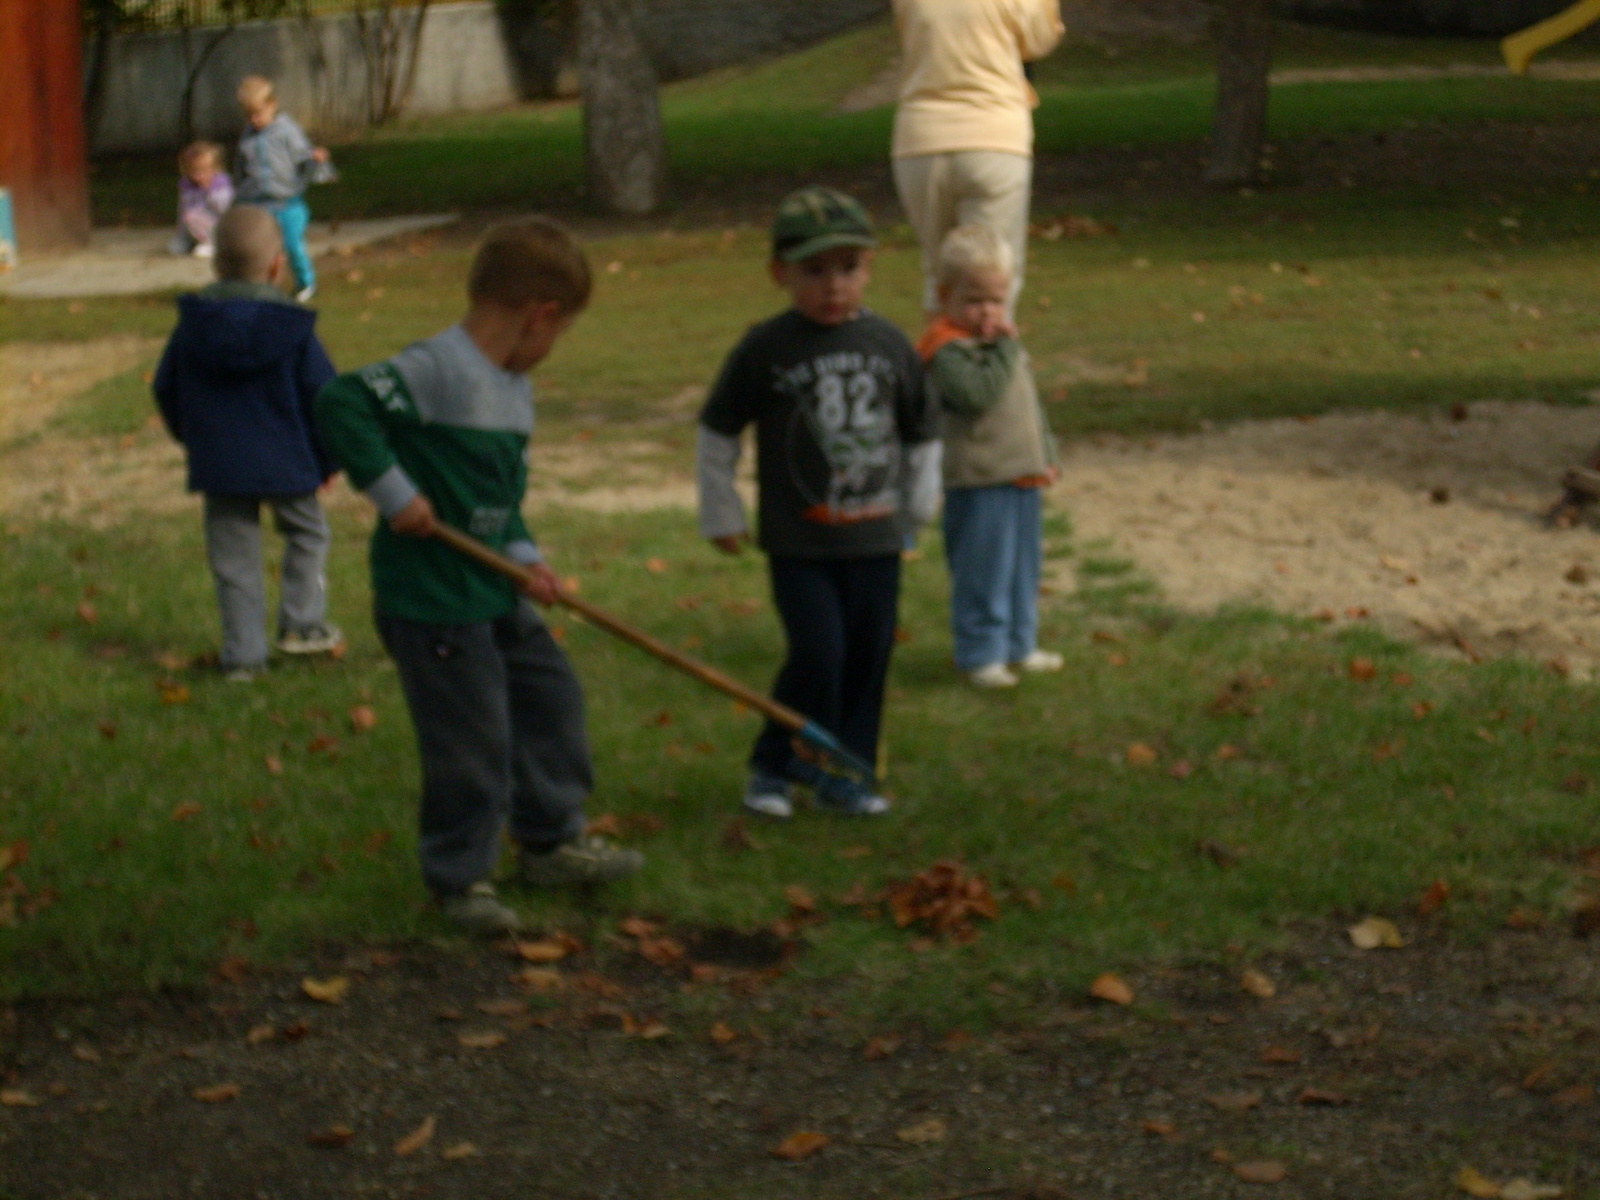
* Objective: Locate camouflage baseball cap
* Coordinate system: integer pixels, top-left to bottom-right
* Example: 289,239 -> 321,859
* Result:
771,186 -> 876,262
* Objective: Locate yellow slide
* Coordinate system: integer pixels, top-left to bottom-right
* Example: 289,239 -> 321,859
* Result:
1503,0 -> 1600,74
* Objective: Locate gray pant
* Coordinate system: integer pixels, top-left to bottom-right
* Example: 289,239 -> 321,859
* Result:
203,493 -> 330,669
377,603 -> 590,896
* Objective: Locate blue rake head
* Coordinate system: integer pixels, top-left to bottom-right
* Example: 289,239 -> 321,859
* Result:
792,720 -> 878,789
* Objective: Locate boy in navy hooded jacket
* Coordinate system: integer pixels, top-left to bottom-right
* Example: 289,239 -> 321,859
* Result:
153,205 -> 342,679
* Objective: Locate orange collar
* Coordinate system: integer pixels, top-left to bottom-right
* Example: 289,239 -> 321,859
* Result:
917,315 -> 970,362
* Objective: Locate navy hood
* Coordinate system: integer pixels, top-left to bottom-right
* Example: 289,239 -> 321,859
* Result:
175,291 -> 317,375
152,288 -> 338,497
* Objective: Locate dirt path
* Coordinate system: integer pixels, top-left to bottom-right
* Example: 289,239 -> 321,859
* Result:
1,920 -> 1594,1199
1055,400 -> 1600,671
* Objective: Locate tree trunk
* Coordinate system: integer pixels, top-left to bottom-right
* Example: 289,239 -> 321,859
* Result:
579,0 -> 665,216
1205,0 -> 1274,187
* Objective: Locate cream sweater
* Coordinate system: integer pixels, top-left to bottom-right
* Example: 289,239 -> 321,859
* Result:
891,0 -> 1065,159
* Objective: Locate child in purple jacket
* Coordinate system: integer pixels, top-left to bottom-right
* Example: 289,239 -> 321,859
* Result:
170,141 -> 234,259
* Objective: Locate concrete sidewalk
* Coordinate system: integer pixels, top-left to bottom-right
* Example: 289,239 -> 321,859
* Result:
0,214 -> 457,299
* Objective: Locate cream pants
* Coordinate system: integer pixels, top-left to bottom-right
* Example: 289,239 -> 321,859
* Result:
892,150 -> 1033,313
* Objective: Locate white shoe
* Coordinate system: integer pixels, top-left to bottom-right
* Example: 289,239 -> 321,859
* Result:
294,286 -> 316,304
1013,649 -> 1065,673
192,242 -> 215,259
743,772 -> 795,819
967,662 -> 1019,689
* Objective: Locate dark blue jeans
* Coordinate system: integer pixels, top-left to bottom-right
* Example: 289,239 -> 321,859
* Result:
378,602 -> 590,895
751,554 -> 901,779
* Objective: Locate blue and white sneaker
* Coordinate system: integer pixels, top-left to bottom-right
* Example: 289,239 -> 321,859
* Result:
743,770 -> 795,819
812,774 -> 890,816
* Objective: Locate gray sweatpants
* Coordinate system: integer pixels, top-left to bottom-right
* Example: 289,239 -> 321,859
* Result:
203,492 -> 330,669
377,603 -> 590,896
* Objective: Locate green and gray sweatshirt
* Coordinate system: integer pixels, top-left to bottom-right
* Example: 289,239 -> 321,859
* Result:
314,325 -> 542,624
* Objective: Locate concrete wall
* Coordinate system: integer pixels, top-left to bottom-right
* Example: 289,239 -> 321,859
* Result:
1280,0 -> 1576,36
90,0 -> 891,155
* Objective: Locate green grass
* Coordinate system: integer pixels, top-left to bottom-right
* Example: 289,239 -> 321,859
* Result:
3,500 -> 1599,1023
84,19 -> 1600,225
7,19 -> 1600,1021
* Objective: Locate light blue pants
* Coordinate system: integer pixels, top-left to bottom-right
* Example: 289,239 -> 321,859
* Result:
271,197 -> 314,293
942,484 -> 1044,672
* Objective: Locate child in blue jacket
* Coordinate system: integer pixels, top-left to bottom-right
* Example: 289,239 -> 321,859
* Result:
153,206 -> 342,680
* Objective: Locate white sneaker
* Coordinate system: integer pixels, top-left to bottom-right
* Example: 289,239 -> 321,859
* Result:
743,772 -> 795,819
967,662 -> 1019,689
1013,649 -> 1065,673
294,286 -> 316,304
276,623 -> 344,656
192,242 -> 215,259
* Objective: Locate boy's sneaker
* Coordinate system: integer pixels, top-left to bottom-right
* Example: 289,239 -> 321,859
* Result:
294,286 -> 316,304
440,881 -> 523,935
192,242 -> 215,259
223,665 -> 262,683
1013,649 -> 1065,673
276,622 -> 344,656
743,771 -> 795,819
813,774 -> 891,817
967,662 -> 1019,689
517,838 -> 643,888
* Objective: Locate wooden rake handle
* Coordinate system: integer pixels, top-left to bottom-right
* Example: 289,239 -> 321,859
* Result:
429,522 -> 810,735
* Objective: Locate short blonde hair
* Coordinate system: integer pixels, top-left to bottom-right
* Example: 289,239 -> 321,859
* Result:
236,75 -> 276,112
468,218 -> 592,314
936,224 -> 1014,290
214,206 -> 283,282
179,141 -> 222,174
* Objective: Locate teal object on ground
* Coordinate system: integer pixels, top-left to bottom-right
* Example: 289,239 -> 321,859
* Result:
0,188 -> 15,269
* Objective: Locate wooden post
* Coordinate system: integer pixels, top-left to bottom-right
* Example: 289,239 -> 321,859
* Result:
0,0 -> 92,251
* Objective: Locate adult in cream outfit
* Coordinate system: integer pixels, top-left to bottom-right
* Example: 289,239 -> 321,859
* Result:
891,0 -> 1065,314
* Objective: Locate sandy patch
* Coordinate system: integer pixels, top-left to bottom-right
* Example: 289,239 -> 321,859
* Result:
1056,400 -> 1600,670
0,336 -> 159,444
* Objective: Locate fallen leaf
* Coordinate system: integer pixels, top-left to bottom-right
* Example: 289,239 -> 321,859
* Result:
509,966 -> 564,993
895,1117 -> 947,1144
1240,969 -> 1276,999
302,976 -> 351,1004
170,801 -> 202,822
1089,973 -> 1134,1006
1126,742 -> 1158,766
708,1022 -> 739,1046
308,1124 -> 355,1148
862,1034 -> 902,1060
441,1141 -> 480,1160
1456,1166 -> 1503,1198
457,1030 -> 507,1050
1505,907 -> 1545,930
770,1130 -> 829,1160
1418,879 -> 1452,916
1206,1090 -> 1263,1113
1549,1083 -> 1594,1106
1142,1119 -> 1178,1138
394,1115 -> 436,1156
475,998 -> 526,1018
348,705 -> 378,733
1348,917 -> 1405,950
784,884 -> 817,913
193,1083 -> 240,1103
1296,1086 -> 1351,1106
282,1021 -> 311,1041
1260,1045 -> 1302,1065
245,1024 -> 276,1045
837,845 -> 872,859
645,557 -> 669,573
1501,1180 -> 1565,1200
264,754 -> 284,776
71,1044 -> 101,1063
0,1089 -> 40,1107
159,681 -> 191,705
636,937 -> 685,967
1215,743 -> 1242,761
1349,657 -> 1378,681
1233,1160 -> 1287,1184
1169,759 -> 1195,780
515,938 -> 571,964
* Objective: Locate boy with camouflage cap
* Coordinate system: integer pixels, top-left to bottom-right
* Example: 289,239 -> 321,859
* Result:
697,187 -> 942,819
